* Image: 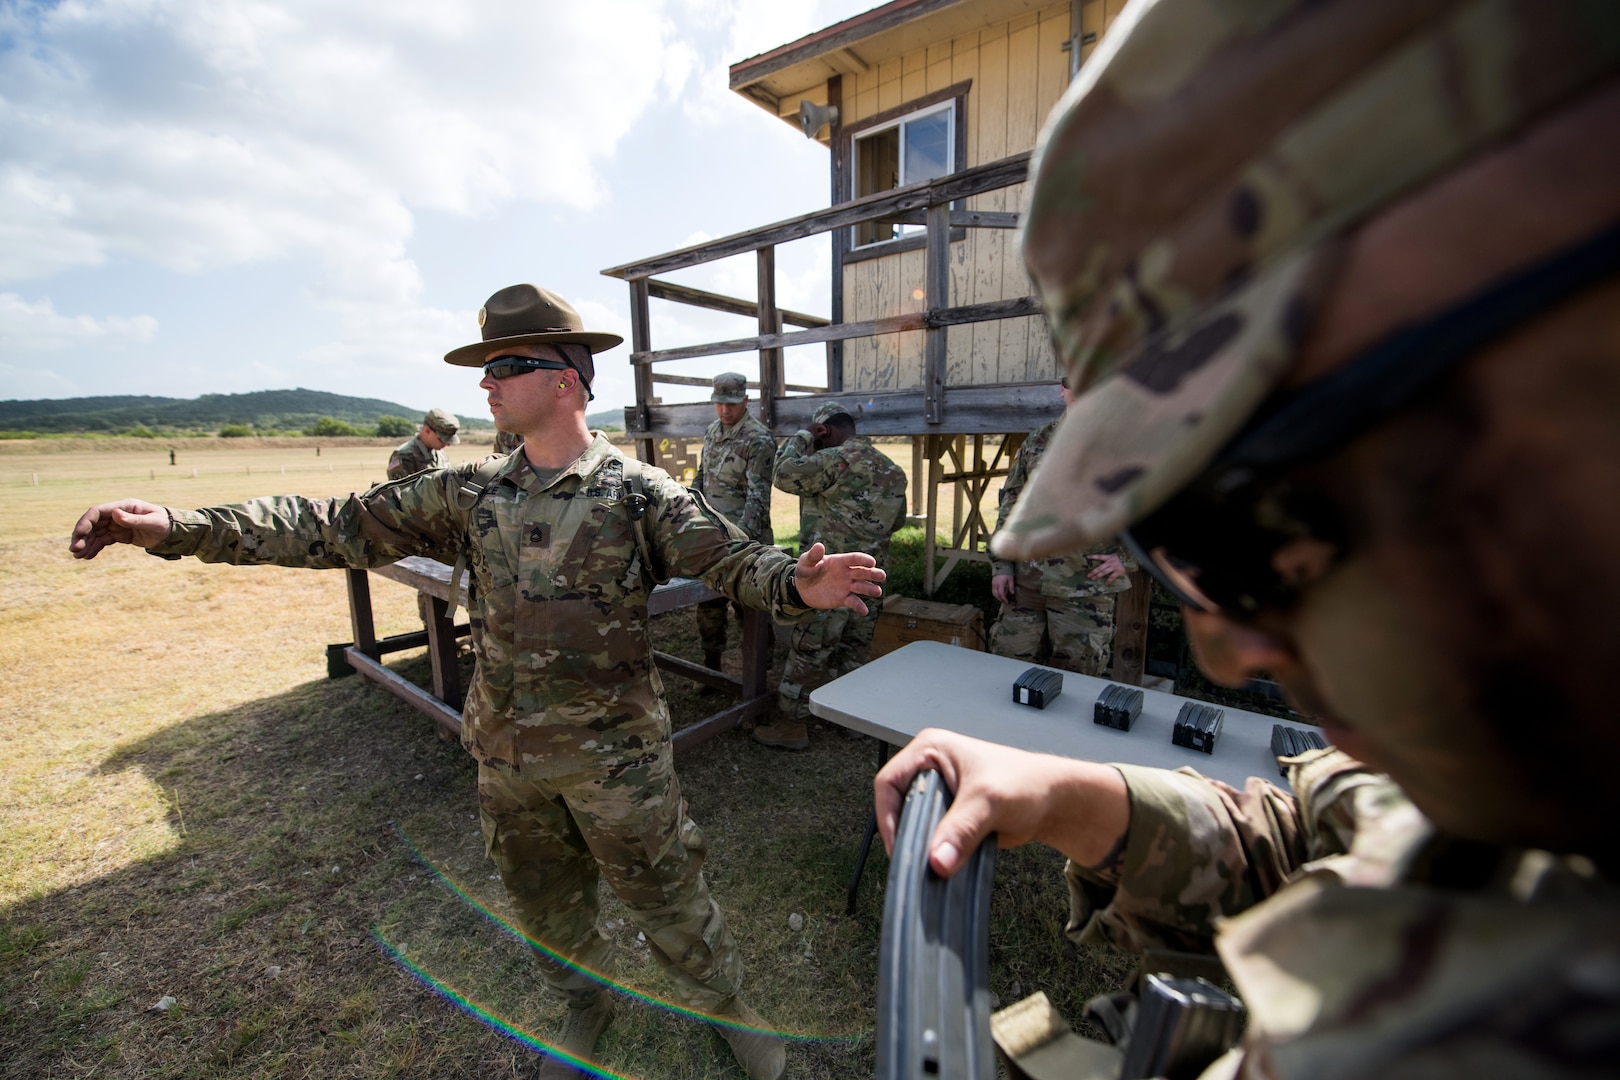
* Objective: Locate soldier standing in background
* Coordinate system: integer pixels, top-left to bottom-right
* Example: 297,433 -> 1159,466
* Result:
989,379 -> 1134,677
386,407 -> 460,479
690,372 -> 777,672
877,1 -> 1620,1074
492,428 -> 525,456
760,402 -> 907,749
71,284 -> 888,1080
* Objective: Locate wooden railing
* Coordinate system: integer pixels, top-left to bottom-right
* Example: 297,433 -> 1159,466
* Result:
600,151 -> 1047,442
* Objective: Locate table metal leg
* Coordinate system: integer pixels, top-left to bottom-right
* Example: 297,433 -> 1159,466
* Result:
845,740 -> 894,916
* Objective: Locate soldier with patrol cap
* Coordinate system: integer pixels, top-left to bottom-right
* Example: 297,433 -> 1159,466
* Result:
70,283 -> 889,1080
763,401 -> 907,749
386,407 -> 460,480
691,372 -> 776,672
877,0 -> 1620,1074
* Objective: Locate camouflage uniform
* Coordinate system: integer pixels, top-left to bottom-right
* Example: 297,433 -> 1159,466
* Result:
148,434 -> 812,1011
492,429 -> 525,456
691,397 -> 776,661
386,433 -> 447,480
983,0 -> 1620,1074
771,405 -> 908,723
1065,749 -> 1620,1076
989,417 -> 1135,678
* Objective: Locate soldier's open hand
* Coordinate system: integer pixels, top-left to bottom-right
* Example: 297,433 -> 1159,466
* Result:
793,541 -> 885,614
69,499 -> 173,560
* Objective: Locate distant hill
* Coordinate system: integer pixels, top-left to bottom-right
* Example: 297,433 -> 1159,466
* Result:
586,408 -> 626,431
0,389 -> 495,435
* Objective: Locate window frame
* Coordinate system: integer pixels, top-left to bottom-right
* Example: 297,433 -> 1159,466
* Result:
841,81 -> 971,258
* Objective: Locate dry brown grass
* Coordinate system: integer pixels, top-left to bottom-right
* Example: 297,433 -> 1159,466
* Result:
0,442 -> 1129,1079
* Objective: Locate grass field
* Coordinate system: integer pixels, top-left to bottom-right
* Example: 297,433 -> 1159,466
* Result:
0,441 -> 1130,1079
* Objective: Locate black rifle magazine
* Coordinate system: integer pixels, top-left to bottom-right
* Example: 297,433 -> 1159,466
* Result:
1171,702 -> 1224,754
1013,666 -> 1063,709
876,769 -> 998,1080
1094,684 -> 1145,731
1269,724 -> 1329,776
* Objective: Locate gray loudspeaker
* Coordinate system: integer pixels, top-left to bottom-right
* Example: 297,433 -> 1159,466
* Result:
798,100 -> 840,139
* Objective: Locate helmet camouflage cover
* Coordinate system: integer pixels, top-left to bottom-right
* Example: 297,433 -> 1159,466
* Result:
994,0 -> 1620,561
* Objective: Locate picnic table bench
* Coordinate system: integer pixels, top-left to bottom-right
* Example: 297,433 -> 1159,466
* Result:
334,556 -> 773,752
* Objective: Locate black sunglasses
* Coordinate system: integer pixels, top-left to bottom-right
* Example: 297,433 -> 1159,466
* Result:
482,356 -> 573,380
1124,216 -> 1620,619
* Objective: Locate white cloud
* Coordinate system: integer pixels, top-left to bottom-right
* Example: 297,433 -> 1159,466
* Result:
0,0 -> 692,305
0,292 -> 159,350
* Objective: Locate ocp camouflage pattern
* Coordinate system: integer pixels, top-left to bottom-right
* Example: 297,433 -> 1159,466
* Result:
386,433 -> 448,480
1066,749 -> 1620,1075
693,411 -> 775,545
996,0 -> 1620,558
152,433 -> 811,776
772,430 -> 907,561
991,417 -> 1134,599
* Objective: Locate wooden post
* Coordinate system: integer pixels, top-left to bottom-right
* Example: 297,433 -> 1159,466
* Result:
345,569 -> 379,661
739,608 -> 770,702
425,594 -> 463,708
1111,569 -> 1152,686
924,435 -> 943,595
757,246 -> 782,427
827,74 -> 846,394
629,276 -> 655,464
923,200 -> 950,425
910,436 -> 925,516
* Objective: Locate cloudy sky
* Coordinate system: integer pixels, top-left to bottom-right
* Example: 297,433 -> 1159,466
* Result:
0,0 -> 878,418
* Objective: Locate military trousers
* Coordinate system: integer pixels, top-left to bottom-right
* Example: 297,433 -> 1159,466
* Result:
776,603 -> 881,722
990,590 -> 1118,678
477,748 -> 743,1012
695,596 -> 743,658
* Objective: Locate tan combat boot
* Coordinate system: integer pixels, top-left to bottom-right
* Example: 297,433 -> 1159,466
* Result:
751,718 -> 809,750
537,992 -> 615,1079
710,996 -> 786,1080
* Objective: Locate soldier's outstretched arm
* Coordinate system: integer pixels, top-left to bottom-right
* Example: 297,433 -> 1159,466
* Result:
70,499 -> 173,559
792,541 -> 885,615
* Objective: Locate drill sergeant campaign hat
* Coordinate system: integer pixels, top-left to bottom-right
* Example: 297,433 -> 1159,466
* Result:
711,372 -> 749,404
422,407 -> 460,444
810,401 -> 853,426
994,0 -> 1620,562
443,284 -> 623,394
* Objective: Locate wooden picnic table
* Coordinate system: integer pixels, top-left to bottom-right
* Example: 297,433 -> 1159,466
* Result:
337,556 -> 773,752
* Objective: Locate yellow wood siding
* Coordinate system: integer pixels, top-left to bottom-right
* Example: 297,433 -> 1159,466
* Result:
841,1 -> 1125,392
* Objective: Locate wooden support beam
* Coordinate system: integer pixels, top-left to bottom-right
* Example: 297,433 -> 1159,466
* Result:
346,568 -> 378,660
757,246 -> 782,427
425,594 -> 462,709
654,651 -> 743,695
672,695 -> 774,754
629,296 -> 1042,366
1112,570 -> 1152,687
651,372 -> 826,394
601,152 -> 1031,280
923,200 -> 950,425
629,276 -> 656,464
345,646 -> 462,738
646,278 -> 828,328
624,381 -> 1065,439
884,209 -> 1020,229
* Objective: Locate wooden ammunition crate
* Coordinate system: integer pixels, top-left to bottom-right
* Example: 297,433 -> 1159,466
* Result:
871,596 -> 986,658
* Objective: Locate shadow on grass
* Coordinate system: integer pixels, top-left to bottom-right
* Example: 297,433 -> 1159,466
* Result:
0,611 -> 1136,1079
